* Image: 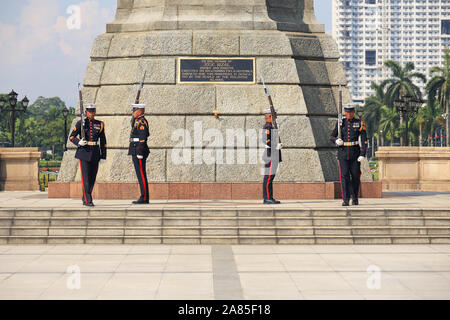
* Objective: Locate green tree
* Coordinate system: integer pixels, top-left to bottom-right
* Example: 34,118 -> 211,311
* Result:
379,105 -> 399,146
416,101 -> 444,146
15,118 -> 41,147
380,60 -> 426,145
381,60 -> 427,106
0,93 -> 28,147
363,83 -> 386,139
1,95 -> 76,155
426,48 -> 450,146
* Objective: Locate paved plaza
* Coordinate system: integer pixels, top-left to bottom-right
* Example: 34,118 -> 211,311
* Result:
0,191 -> 449,300
0,244 -> 449,300
1,191 -> 450,209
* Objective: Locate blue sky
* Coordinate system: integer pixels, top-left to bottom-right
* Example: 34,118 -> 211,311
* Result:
0,0 -> 332,108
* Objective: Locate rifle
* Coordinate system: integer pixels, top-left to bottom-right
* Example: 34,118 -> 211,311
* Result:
338,85 -> 343,141
260,76 -> 281,144
78,83 -> 85,140
131,70 -> 147,128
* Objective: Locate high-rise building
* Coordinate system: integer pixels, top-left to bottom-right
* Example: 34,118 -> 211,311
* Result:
332,0 -> 450,104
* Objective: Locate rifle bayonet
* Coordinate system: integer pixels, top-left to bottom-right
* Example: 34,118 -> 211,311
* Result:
131,71 -> 147,128
78,83 -> 85,140
338,85 -> 343,141
260,75 -> 281,143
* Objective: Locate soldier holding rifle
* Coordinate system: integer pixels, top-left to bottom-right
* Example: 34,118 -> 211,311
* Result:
330,86 -> 368,206
69,84 -> 107,206
261,76 -> 282,205
129,72 -> 150,204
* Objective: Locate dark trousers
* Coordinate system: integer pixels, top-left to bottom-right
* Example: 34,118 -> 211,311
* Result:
132,155 -> 149,201
338,158 -> 361,202
263,161 -> 278,200
79,160 -> 99,204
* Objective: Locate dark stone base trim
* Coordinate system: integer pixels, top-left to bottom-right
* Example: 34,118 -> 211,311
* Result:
48,182 -> 382,200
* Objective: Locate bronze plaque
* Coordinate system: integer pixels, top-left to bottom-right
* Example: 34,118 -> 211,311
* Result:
178,57 -> 255,84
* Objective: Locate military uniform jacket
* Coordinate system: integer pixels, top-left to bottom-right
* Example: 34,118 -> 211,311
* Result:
262,122 -> 282,163
128,115 -> 150,157
69,118 -> 107,162
330,118 -> 367,160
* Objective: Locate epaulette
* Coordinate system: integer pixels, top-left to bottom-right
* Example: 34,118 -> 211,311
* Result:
138,118 -> 148,127
359,120 -> 366,132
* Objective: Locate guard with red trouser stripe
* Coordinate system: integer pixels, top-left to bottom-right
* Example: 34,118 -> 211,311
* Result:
69,104 -> 107,207
330,104 -> 367,206
262,108 -> 282,205
128,104 -> 150,204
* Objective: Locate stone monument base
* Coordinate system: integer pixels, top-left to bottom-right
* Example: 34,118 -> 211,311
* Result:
48,181 -> 382,200
0,148 -> 41,191
376,147 -> 450,192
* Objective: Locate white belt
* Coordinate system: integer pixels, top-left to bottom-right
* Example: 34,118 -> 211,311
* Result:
130,138 -> 140,142
87,141 -> 98,146
343,141 -> 359,146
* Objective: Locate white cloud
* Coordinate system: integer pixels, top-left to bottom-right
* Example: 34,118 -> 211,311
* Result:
53,1 -> 113,63
20,0 -> 59,28
0,0 -> 114,64
0,0 -> 115,106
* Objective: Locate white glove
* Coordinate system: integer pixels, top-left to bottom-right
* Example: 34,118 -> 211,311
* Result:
137,155 -> 144,160
78,139 -> 87,147
276,143 -> 282,150
100,159 -> 106,163
335,138 -> 344,146
357,156 -> 365,162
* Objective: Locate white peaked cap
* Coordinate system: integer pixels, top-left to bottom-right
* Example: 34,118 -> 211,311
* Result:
264,108 -> 278,114
132,104 -> 146,109
85,103 -> 97,109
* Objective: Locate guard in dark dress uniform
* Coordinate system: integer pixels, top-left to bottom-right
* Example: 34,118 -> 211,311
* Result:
128,104 -> 150,204
262,109 -> 282,204
330,104 -> 368,206
69,104 -> 107,206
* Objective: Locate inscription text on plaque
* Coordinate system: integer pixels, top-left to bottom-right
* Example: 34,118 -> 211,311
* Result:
178,57 -> 255,84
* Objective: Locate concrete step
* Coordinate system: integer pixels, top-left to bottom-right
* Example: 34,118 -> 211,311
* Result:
1,207 -> 449,244
2,235 -> 450,245
1,226 -> 450,244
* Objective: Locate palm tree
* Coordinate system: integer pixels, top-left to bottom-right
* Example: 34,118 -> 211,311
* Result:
380,60 -> 426,145
426,48 -> 450,146
415,107 -> 427,146
379,105 -> 399,146
363,83 -> 386,138
417,101 -> 444,146
381,60 -> 427,105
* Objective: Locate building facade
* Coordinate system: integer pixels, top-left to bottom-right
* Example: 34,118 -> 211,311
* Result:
332,0 -> 450,104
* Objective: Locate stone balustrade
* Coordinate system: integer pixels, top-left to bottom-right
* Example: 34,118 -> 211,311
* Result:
376,147 -> 450,192
0,148 -> 41,191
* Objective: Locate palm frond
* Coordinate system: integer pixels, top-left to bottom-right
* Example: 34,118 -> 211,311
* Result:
408,72 -> 427,84
384,60 -> 402,77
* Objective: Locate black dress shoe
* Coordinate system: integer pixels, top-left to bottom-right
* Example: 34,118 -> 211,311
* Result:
352,199 -> 359,206
132,199 -> 149,204
342,201 -> 349,207
264,199 -> 276,204
271,199 -> 281,204
86,202 -> 94,207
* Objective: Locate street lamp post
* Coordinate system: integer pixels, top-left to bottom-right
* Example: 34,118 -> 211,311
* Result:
443,112 -> 449,147
394,93 -> 423,147
0,90 -> 29,147
379,130 -> 383,147
62,108 -> 69,151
